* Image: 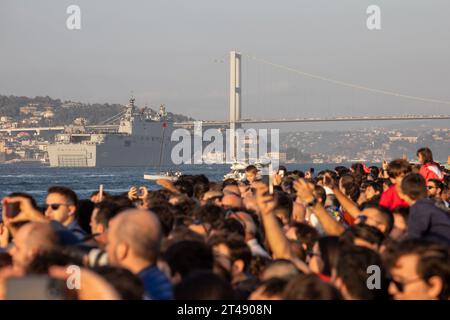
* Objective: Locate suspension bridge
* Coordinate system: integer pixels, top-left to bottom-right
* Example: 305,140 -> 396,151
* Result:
1,50 -> 449,134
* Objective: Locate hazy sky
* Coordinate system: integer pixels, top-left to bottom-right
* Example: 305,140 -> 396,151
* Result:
1,0 -> 450,126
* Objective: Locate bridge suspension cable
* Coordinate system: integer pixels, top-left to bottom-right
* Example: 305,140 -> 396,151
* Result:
243,53 -> 450,106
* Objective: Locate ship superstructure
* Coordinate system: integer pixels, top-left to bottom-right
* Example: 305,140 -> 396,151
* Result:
47,97 -> 174,167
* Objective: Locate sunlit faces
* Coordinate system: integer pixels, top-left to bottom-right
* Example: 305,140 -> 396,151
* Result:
45,193 -> 76,226
389,254 -> 442,300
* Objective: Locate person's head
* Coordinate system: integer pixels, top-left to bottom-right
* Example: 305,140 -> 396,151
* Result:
25,249 -> 83,274
95,266 -> 145,300
390,207 -> 409,240
334,245 -> 388,300
286,222 -> 319,254
164,240 -> 213,284
209,234 -> 252,281
400,173 -> 427,205
45,186 -> 78,226
283,274 -> 341,300
106,209 -> 162,274
249,278 -> 288,300
226,211 -> 257,241
245,165 -> 258,183
356,204 -> 394,236
387,159 -> 411,185
364,181 -> 382,201
174,270 -> 235,300
339,174 -> 360,202
417,147 -> 434,165
427,179 -> 444,198
308,236 -> 340,277
91,201 -> 130,245
313,185 -> 327,204
9,222 -> 58,269
221,193 -> 243,210
75,199 -> 95,234
260,259 -> 300,282
273,191 -> 293,226
386,239 -> 450,300
340,224 -> 385,252
369,166 -> 380,180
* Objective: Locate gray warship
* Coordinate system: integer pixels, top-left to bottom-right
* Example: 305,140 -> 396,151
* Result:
47,97 -> 174,167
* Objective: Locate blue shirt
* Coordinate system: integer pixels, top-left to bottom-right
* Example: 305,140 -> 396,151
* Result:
66,219 -> 87,240
407,198 -> 450,245
138,265 -> 173,300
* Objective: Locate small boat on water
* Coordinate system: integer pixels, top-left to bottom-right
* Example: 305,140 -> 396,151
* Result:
143,170 -> 181,181
143,106 -> 183,181
223,161 -> 271,182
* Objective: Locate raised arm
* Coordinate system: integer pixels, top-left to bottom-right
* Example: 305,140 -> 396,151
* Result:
294,179 -> 345,236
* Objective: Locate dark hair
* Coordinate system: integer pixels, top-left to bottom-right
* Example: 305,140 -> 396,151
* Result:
174,180 -> 194,197
336,245 -> 388,299
314,185 -> 327,204
150,205 -> 178,237
261,278 -> 288,296
351,163 -> 366,177
335,166 -> 351,177
284,274 -> 341,300
217,218 -> 245,237
291,223 -> 319,252
387,159 -> 411,179
340,174 -> 360,202
317,236 -> 340,277
417,147 -> 434,164
164,240 -> 213,279
94,201 -> 130,229
365,181 -> 383,194
26,249 -> 83,274
245,165 -> 258,174
385,239 -> 450,300
209,234 -> 252,272
369,166 -> 380,179
47,186 -> 78,207
428,179 -> 445,193
76,199 -> 95,234
360,203 -> 394,235
274,190 -> 293,223
0,252 -> 12,269
174,270 -> 235,300
261,259 -> 300,281
193,204 -> 225,229
341,224 -> 385,249
401,173 -> 427,201
95,266 -> 145,300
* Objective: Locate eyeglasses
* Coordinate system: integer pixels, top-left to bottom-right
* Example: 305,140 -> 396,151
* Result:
390,277 -> 423,292
45,203 -> 70,211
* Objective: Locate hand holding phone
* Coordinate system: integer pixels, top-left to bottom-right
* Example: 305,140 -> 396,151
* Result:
4,200 -> 20,218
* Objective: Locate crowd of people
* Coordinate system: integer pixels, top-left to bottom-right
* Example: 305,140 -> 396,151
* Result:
0,147 -> 449,300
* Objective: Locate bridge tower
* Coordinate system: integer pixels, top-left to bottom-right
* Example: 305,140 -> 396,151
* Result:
229,51 -> 242,161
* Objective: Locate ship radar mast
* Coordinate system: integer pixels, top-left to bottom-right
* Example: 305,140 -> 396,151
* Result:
157,104 -> 168,120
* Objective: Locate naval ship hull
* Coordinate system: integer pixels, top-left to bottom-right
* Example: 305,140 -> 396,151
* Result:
47,97 -> 177,167
48,138 -> 173,167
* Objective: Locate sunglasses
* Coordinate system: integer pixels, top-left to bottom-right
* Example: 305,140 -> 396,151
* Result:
45,203 -> 70,211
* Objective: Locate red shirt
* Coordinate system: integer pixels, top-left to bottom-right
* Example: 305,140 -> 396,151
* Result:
379,185 -> 409,210
420,163 -> 444,182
